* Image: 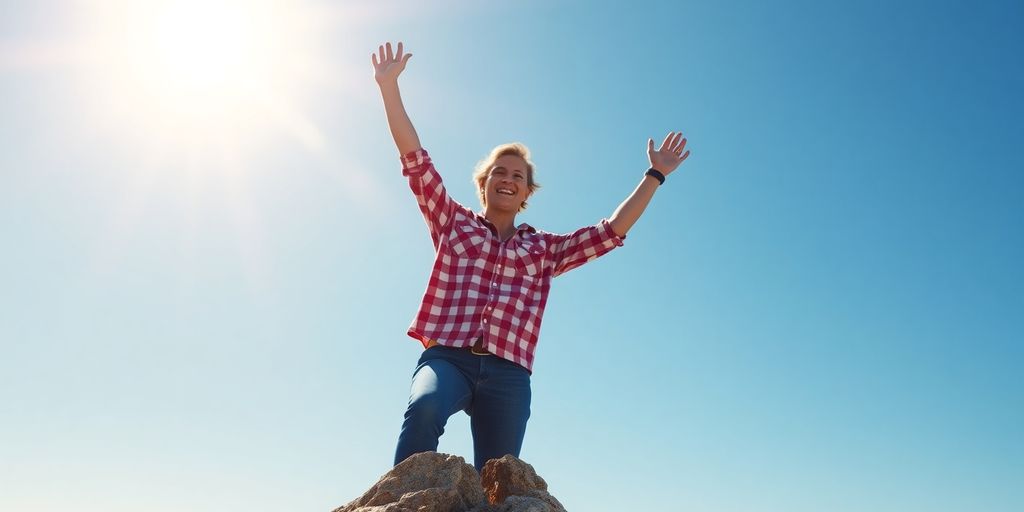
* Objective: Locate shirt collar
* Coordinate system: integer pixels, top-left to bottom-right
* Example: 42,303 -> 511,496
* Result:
473,210 -> 537,237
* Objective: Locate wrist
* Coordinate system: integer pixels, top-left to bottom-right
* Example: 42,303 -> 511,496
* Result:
645,168 -> 665,185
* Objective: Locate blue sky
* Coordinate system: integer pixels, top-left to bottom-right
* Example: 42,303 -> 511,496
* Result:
1,0 -> 1021,510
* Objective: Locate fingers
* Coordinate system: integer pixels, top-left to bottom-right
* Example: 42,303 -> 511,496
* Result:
375,41 -> 410,66
674,134 -> 687,154
658,131 -> 687,155
660,132 -> 673,151
650,131 -> 691,166
371,53 -> 379,67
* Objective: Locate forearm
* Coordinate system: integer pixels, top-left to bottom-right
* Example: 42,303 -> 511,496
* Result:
378,81 -> 422,155
608,174 -> 661,237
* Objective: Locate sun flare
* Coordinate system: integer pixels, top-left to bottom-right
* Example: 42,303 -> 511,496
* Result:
149,1 -> 267,94
79,0 -> 332,150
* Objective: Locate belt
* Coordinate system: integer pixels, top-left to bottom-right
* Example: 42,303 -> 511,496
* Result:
426,337 -> 491,356
469,336 -> 490,356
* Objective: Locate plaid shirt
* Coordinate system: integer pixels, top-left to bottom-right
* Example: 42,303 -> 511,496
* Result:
401,148 -> 625,372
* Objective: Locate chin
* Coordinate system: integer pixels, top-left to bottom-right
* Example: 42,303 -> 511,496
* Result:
488,201 -> 518,213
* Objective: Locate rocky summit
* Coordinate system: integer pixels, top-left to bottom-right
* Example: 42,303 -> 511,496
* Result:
333,452 -> 567,512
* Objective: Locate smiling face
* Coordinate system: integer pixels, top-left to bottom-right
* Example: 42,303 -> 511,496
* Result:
483,154 -> 532,214
472,142 -> 541,214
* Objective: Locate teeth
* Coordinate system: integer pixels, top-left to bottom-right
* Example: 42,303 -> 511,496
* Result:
497,188 -> 514,195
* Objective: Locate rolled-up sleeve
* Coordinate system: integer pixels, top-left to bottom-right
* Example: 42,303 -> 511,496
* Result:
545,219 -> 625,277
402,148 -> 458,249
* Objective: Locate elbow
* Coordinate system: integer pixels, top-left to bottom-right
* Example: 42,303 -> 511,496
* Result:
608,217 -> 629,238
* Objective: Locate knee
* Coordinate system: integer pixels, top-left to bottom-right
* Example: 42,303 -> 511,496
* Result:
404,394 -> 447,426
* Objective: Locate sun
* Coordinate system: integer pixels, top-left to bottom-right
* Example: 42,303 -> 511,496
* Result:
149,1 -> 268,95
77,0 -> 332,150
0,0 -> 378,302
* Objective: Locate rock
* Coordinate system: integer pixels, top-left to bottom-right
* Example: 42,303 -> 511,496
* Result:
480,455 -> 566,512
332,452 -> 486,512
490,496 -> 556,512
332,452 -> 566,512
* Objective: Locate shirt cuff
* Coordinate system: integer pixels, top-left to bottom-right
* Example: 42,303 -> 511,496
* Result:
401,148 -> 431,177
598,218 -> 627,245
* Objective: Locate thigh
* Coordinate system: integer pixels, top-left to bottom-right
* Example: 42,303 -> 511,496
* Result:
469,361 -> 532,455
407,351 -> 474,416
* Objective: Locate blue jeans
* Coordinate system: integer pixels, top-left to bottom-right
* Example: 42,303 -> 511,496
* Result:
393,344 -> 532,473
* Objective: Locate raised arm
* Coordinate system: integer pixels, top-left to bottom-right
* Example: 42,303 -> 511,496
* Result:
608,131 -> 691,237
372,41 -> 421,155
374,42 -> 462,247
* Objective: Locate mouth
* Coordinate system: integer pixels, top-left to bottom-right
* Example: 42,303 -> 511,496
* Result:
495,187 -> 516,196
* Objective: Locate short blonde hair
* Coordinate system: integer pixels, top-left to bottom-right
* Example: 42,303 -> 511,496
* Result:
471,142 -> 541,212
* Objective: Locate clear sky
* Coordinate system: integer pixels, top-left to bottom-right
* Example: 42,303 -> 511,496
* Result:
1,0 -> 1021,510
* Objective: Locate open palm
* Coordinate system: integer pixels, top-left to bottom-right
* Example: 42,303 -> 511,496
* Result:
647,131 -> 690,176
372,41 -> 412,85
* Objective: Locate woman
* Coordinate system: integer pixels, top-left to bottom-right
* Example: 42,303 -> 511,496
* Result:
372,42 -> 690,472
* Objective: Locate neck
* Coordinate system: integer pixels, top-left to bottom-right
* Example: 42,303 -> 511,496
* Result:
483,207 -> 517,240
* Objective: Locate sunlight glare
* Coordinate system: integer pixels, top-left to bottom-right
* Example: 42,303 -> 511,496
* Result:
151,1 -> 259,92
80,0 -> 331,150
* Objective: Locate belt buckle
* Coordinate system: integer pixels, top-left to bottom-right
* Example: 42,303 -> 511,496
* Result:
470,338 -> 489,356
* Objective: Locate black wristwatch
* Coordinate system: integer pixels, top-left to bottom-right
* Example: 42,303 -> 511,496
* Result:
645,168 -> 665,185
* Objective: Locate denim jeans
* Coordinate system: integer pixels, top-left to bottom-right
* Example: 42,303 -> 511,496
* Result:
393,344 -> 532,473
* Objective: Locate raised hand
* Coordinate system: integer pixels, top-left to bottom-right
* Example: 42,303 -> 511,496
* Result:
372,41 -> 412,85
647,131 -> 690,176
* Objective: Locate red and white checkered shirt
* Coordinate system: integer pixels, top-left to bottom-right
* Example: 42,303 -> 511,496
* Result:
401,148 -> 626,373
